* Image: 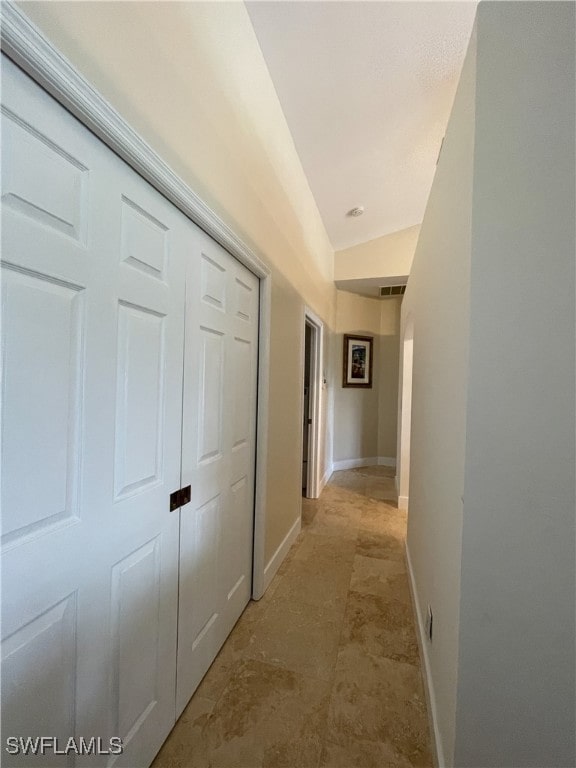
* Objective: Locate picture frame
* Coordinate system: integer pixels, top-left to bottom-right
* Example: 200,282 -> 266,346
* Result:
342,334 -> 373,388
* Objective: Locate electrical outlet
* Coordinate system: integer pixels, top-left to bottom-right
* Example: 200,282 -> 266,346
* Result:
425,605 -> 433,642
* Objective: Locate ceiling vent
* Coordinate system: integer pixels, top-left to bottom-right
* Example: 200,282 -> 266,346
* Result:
379,285 -> 406,298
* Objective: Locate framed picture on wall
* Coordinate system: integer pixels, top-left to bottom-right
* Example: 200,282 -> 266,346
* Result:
343,334 -> 373,388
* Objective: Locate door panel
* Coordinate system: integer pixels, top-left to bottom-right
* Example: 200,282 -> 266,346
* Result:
2,101 -> 88,244
1,594 -> 77,768
110,537 -> 162,744
82,154 -> 186,768
1,268 -> 84,541
114,302 -> 165,499
1,57 -> 184,768
177,232 -> 259,716
120,196 -> 168,280
198,327 -> 225,466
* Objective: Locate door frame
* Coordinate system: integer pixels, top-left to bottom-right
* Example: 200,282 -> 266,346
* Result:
302,307 -> 324,499
0,3 -> 272,600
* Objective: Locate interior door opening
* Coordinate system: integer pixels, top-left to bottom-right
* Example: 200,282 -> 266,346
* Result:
302,323 -> 312,494
302,309 -> 324,499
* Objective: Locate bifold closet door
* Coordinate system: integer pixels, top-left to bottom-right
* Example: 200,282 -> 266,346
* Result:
1,52 -> 261,766
176,228 -> 260,715
1,56 -> 186,767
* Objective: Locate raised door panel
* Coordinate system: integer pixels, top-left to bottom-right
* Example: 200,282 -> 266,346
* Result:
232,337 -> 252,451
1,105 -> 88,244
1,267 -> 84,544
1,595 -> 77,768
225,476 -> 251,608
176,493 -> 221,702
110,538 -> 162,746
120,196 -> 167,280
198,328 -> 224,467
114,302 -> 165,500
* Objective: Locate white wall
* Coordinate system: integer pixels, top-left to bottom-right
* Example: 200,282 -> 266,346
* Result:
377,299 -> 402,459
454,3 -> 575,766
400,19 -> 476,764
335,224 -> 420,283
403,3 -> 576,766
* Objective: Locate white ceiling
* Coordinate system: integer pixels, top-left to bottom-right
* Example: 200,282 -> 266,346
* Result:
246,1 -> 477,251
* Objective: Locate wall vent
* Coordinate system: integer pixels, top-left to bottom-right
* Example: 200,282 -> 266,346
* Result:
379,285 -> 406,297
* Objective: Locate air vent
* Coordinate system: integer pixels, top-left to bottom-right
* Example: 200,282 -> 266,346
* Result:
379,285 -> 406,298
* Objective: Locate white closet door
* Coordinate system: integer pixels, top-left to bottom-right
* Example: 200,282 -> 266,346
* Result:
176,227 -> 260,715
1,57 -> 184,767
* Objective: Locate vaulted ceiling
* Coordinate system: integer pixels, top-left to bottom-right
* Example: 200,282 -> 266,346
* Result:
246,1 -> 477,252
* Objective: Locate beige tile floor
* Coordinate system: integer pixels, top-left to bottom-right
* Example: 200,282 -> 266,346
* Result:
152,466 -> 433,768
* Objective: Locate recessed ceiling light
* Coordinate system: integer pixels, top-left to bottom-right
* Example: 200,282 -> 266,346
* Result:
347,206 -> 364,217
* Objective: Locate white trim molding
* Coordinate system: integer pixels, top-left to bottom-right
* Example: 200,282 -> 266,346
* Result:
332,456 -> 397,471
251,276 -> 272,599
0,2 -> 272,603
333,457 -> 378,471
262,517 -> 301,594
405,543 -> 444,768
398,495 -> 409,511
302,306 -> 325,500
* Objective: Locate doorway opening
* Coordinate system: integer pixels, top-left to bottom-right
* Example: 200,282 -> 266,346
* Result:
398,318 -> 414,511
302,309 -> 324,498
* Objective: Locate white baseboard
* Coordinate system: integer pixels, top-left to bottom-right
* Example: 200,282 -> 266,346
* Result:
332,456 -> 397,471
332,457 -> 378,471
398,494 -> 409,511
262,516 -> 301,594
405,543 -> 444,768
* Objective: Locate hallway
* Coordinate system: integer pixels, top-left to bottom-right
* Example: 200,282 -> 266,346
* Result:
152,467 -> 433,768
